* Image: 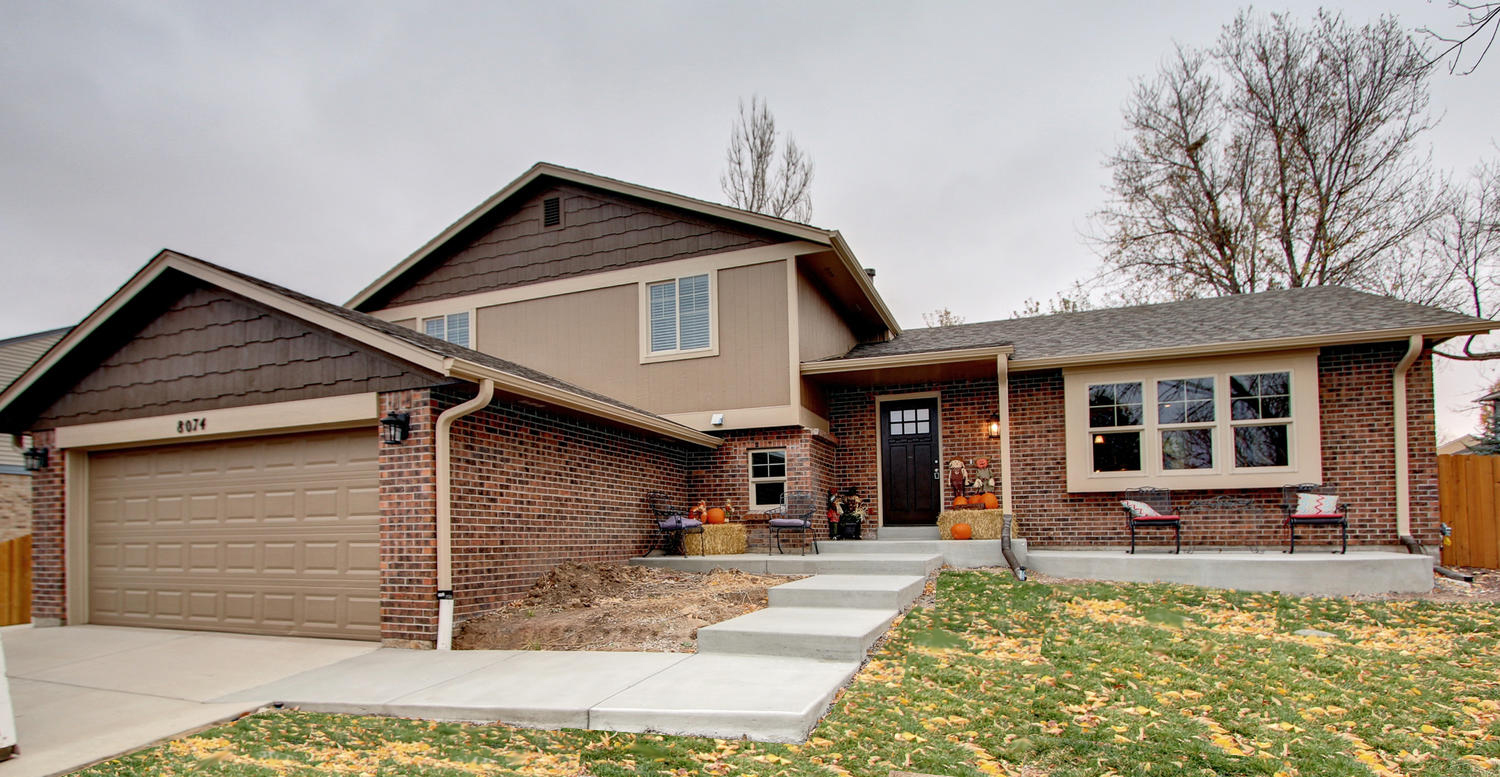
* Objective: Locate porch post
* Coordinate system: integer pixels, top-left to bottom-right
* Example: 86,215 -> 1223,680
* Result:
997,354 -> 1014,514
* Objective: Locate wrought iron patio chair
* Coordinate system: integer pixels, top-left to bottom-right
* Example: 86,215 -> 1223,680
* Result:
647,491 -> 702,556
1282,483 -> 1348,554
767,490 -> 819,555
1121,487 -> 1182,554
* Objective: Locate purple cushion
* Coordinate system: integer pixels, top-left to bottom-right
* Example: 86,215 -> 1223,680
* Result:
768,517 -> 809,528
659,516 -> 702,530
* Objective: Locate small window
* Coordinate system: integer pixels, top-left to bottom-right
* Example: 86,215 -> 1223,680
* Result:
542,196 -> 562,228
422,312 -> 470,348
647,274 -> 712,355
887,407 -> 930,436
750,449 -> 787,510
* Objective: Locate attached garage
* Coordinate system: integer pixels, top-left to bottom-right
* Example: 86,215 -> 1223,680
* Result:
86,428 -> 381,640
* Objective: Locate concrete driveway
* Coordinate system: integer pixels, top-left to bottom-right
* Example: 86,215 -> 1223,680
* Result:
1,623 -> 377,777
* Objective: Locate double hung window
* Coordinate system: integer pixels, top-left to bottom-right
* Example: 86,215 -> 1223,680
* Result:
422,312 -> 470,348
749,449 -> 787,509
643,272 -> 715,361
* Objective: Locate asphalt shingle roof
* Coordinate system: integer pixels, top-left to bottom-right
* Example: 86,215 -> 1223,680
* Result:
828,286 -> 1491,364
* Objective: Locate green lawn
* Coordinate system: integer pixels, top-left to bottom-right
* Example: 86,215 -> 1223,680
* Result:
79,571 -> 1500,776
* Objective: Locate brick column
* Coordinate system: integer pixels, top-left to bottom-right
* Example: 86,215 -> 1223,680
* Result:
29,430 -> 64,625
378,389 -> 439,647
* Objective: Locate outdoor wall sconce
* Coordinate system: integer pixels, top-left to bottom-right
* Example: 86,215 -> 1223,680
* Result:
380,411 -> 411,445
986,413 -> 1002,439
22,446 -> 48,472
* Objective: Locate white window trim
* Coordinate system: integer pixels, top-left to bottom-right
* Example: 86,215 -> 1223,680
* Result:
638,271 -> 720,363
1064,351 -> 1321,492
748,447 -> 788,511
420,310 -> 474,349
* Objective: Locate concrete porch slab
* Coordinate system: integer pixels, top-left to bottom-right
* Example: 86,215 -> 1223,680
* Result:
1025,550 -> 1434,595
696,606 -> 896,660
768,574 -> 926,609
631,552 -> 941,577
589,654 -> 861,743
818,539 -> 1029,568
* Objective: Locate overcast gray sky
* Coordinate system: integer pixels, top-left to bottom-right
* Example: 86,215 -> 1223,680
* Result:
2,1 -> 1495,440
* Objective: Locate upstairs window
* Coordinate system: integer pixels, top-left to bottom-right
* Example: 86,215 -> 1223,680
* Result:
422,312 -> 470,348
644,273 -> 714,359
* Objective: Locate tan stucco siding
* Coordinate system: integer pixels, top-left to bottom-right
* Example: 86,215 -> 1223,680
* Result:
797,271 -> 857,362
475,260 -> 789,415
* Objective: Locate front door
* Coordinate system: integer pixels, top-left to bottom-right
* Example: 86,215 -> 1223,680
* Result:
881,398 -> 940,525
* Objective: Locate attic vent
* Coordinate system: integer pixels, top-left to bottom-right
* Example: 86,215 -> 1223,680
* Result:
542,197 -> 562,227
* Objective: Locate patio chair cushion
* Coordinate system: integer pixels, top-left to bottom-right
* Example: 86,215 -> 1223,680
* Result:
1120,499 -> 1161,518
1288,513 -> 1344,520
1294,493 -> 1339,515
768,517 -> 810,528
658,516 -> 703,530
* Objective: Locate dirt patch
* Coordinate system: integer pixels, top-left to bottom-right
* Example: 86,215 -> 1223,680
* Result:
453,562 -> 800,652
1353,567 -> 1500,603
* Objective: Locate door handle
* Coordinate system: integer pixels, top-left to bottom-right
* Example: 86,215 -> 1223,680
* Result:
933,466 -> 940,481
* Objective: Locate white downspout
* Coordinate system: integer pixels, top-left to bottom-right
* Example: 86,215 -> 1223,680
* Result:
435,378 -> 494,650
1393,335 -> 1422,548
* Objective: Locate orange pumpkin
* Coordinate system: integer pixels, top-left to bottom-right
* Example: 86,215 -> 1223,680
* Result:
952,495 -> 969,507
706,507 -> 726,524
951,523 -> 973,540
980,492 -> 999,510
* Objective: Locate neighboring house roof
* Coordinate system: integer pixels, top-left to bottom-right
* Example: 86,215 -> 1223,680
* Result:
0,326 -> 69,471
344,162 -> 899,333
1439,435 -> 1481,455
815,286 -> 1494,370
0,250 -> 720,448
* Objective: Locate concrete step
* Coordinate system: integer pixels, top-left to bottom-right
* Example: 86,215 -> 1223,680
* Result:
768,574 -> 926,610
696,606 -> 897,661
589,654 -> 861,743
816,539 -> 1029,569
1025,550 -> 1434,596
878,525 -> 939,540
631,552 -> 942,577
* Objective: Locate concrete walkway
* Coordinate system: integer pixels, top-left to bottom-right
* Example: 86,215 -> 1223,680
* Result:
1,624 -> 376,777
1,548 -> 936,773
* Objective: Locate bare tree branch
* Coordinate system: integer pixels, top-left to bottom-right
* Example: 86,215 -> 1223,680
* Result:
720,96 -> 814,221
1420,1 -> 1500,74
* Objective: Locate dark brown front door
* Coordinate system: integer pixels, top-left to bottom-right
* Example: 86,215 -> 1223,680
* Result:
881,398 -> 940,525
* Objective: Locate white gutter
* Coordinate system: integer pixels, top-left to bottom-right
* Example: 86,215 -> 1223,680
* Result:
435,378 -> 494,650
1393,335 -> 1423,544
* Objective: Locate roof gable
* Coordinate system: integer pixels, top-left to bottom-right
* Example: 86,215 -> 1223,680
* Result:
367,180 -> 784,309
31,281 -> 440,428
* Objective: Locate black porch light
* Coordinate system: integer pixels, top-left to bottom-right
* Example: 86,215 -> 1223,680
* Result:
380,411 -> 411,445
986,412 -> 1002,440
22,445 -> 48,472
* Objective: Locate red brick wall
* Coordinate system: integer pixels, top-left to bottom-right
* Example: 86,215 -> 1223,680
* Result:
439,388 -> 692,629
378,390 -> 439,646
824,344 -> 1439,550
29,430 -> 63,623
686,426 -> 837,546
827,379 -> 1005,529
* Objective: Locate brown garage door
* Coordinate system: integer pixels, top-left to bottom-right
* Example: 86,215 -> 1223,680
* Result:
88,427 -> 381,640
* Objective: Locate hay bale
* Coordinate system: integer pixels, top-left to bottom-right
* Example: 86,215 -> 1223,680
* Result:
937,509 -> 1014,540
684,523 -> 748,555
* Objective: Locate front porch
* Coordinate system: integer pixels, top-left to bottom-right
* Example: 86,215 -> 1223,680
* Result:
1026,548 -> 1434,596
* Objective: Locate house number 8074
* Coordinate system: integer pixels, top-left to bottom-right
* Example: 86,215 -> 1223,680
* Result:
177,418 -> 207,433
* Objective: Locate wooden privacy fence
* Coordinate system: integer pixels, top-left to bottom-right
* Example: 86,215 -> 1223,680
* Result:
1438,454 -> 1500,569
0,534 -> 31,626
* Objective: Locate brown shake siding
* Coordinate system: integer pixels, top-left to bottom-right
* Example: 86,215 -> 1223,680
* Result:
35,285 -> 440,428
374,184 -> 781,308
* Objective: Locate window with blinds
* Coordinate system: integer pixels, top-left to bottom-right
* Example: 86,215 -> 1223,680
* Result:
422,312 -> 470,348
647,273 -> 712,355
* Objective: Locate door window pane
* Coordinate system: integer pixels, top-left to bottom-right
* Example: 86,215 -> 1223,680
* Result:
1092,431 -> 1141,472
1162,428 -> 1213,470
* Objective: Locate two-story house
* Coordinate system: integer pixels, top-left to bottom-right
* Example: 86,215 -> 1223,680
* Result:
0,163 -> 1490,647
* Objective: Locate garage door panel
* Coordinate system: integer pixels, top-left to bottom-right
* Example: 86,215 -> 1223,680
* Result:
89,428 -> 381,640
